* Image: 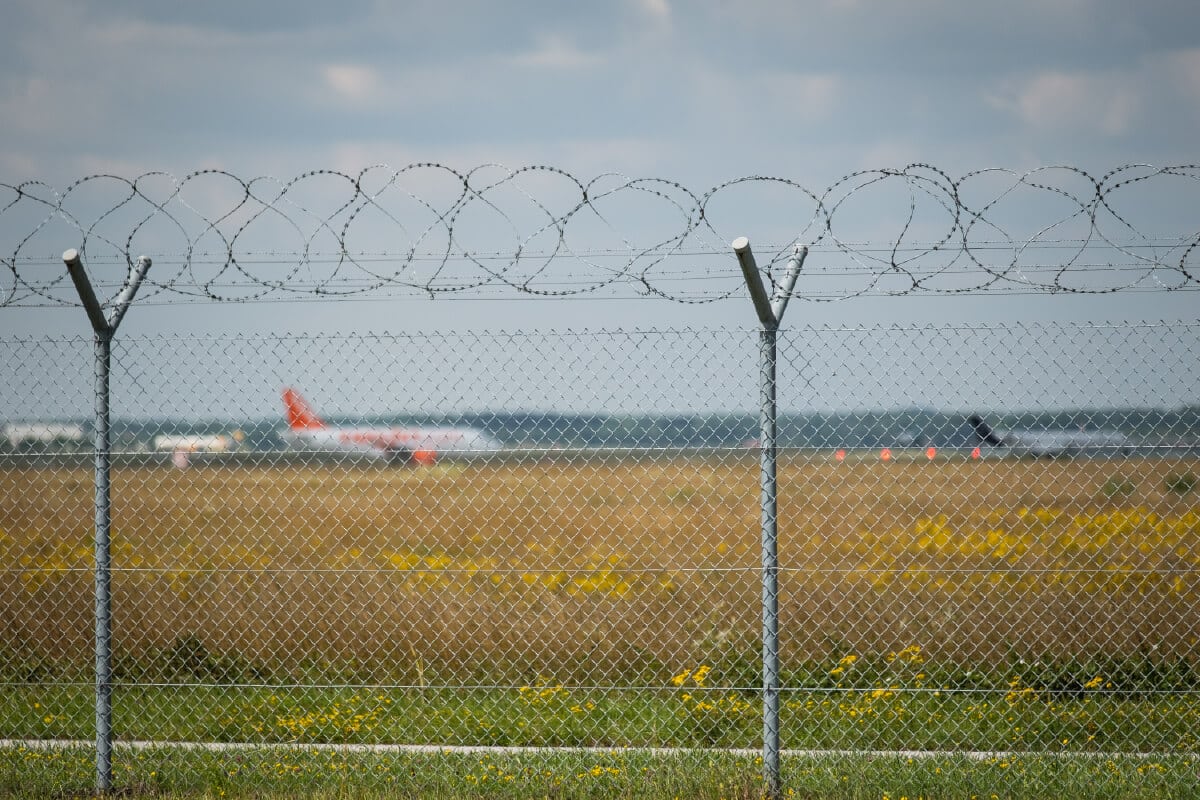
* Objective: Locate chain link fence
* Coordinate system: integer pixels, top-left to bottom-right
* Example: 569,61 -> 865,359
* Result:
2,321 -> 1198,794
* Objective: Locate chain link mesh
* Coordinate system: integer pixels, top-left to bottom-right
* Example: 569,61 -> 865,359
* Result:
1,322 -> 1198,793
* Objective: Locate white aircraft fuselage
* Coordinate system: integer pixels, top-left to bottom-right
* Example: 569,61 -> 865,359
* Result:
969,414 -> 1130,458
281,388 -> 502,465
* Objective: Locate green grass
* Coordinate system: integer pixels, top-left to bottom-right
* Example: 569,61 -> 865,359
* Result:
3,679 -> 1200,798
2,745 -> 1198,799
4,656 -> 1200,799
4,648 -> 1200,800
5,682 -> 1199,753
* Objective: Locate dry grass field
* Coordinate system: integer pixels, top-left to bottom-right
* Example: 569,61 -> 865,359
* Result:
2,454 -> 1198,686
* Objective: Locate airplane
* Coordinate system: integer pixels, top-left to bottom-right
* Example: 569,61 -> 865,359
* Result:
967,414 -> 1132,458
281,388 -> 503,465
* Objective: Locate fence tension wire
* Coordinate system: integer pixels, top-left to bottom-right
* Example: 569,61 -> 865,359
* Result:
732,237 -> 807,799
63,248 -> 152,795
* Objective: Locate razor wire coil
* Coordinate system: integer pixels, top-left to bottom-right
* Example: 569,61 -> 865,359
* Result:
3,163 -> 1197,307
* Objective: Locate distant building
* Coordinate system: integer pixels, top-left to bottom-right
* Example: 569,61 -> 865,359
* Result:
152,434 -> 232,453
3,422 -> 86,449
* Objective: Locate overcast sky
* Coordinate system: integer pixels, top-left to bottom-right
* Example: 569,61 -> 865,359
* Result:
2,0 -> 1198,337
5,0 -> 1200,181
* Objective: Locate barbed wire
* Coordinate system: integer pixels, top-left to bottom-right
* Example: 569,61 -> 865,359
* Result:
1,163 -> 1197,307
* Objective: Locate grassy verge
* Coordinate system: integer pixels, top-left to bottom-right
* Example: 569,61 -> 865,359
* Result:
3,679 -> 1200,798
7,642 -> 1200,752
2,745 -> 1198,799
4,676 -> 1200,751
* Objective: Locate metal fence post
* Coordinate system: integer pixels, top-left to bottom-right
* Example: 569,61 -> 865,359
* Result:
733,237 -> 806,800
63,249 -> 151,794
92,325 -> 116,790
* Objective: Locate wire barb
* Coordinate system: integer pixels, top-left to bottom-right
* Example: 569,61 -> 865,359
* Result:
2,162 -> 1197,306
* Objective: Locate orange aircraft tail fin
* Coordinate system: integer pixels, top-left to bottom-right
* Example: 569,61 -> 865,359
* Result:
282,388 -> 326,430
